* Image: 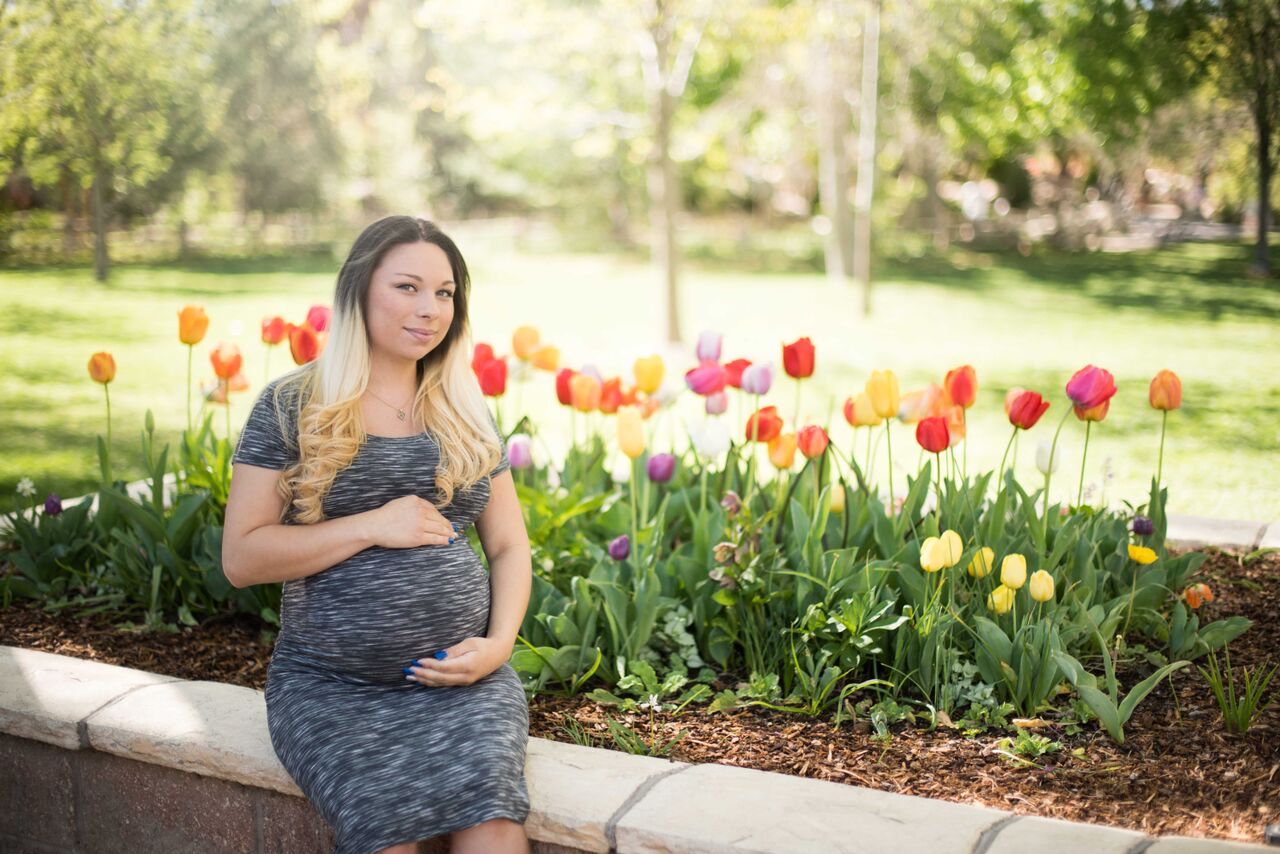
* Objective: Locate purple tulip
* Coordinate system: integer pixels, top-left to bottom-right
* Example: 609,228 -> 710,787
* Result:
44,493 -> 62,516
741,362 -> 774,396
1131,515 -> 1154,537
647,453 -> 677,483
684,360 -> 728,396
608,534 -> 630,561
696,330 -> 722,363
705,390 -> 728,415
507,434 -> 533,469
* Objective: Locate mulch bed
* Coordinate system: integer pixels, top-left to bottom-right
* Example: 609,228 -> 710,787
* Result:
2,547 -> 1277,845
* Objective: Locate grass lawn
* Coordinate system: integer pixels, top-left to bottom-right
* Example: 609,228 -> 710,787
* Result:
2,233 -> 1276,522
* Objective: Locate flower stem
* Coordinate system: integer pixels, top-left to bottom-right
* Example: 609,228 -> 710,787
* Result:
1076,421 -> 1092,507
186,344 -> 193,435
997,426 -> 1018,489
1041,409 -> 1071,545
1156,409 -> 1168,485
884,421 -> 895,517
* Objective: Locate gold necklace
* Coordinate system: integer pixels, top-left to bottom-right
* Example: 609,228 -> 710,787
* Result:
364,386 -> 414,421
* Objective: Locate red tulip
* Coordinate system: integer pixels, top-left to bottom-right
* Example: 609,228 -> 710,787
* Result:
261,316 -> 287,345
305,304 -> 331,333
724,358 -> 752,389
944,365 -> 977,409
745,405 -> 783,443
797,425 -> 829,459
210,342 -> 243,379
1008,390 -> 1050,430
472,343 -> 495,375
782,337 -> 815,379
1065,364 -> 1116,410
288,323 -> 321,365
555,368 -> 576,406
916,415 -> 950,454
685,360 -> 728,395
842,396 -> 857,427
477,357 -> 507,396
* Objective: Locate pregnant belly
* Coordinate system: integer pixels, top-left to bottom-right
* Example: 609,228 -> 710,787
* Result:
284,542 -> 492,684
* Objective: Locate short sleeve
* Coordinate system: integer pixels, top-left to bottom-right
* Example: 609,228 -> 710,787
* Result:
233,381 -> 300,470
487,408 -> 510,477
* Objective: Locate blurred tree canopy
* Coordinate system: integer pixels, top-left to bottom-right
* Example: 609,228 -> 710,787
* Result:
0,0 -> 1275,288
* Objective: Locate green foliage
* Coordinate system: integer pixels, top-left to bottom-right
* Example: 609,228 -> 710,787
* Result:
1197,647 -> 1276,736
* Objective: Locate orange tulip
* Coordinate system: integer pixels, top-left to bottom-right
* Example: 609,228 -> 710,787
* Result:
512,326 -> 541,360
569,373 -> 602,412
599,378 -> 624,414
944,404 -> 966,446
531,345 -> 560,371
261,316 -> 287,345
944,365 -> 977,409
1149,369 -> 1182,411
768,432 -> 797,469
1182,582 -> 1213,609
88,351 -> 116,384
178,305 -> 209,346
898,384 -> 945,424
210,342 -> 243,380
289,323 -> 321,365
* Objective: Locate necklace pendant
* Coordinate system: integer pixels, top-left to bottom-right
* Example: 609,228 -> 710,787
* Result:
396,409 -> 407,421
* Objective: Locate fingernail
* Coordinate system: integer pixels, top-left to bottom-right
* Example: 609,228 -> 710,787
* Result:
448,537 -> 456,544
402,667 -> 414,675
433,650 -> 448,660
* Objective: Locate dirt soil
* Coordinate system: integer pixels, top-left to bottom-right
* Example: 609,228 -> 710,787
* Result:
2,547 -> 1277,845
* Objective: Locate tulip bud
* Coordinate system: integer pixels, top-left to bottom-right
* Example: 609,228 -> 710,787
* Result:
1149,369 -> 1182,411
685,361 -> 728,396
1035,439 -> 1061,475
616,405 -> 645,459
145,409 -> 155,434
853,391 -> 882,426
1131,515 -> 1154,537
968,546 -> 994,578
828,486 -> 845,514
782,337 -> 815,379
512,326 -> 540,360
532,345 -> 560,371
1065,364 -> 1116,410
796,425 -> 829,459
647,452 -> 676,483
178,305 -> 210,345
987,584 -> 1015,615
88,352 -> 117,384
507,434 -> 533,469
1028,569 -> 1055,602
44,493 -> 63,516
920,536 -> 946,572
570,374 -> 602,412
1000,553 -> 1027,589
608,534 -> 630,561
696,330 -> 723,363
305,304 -> 331,333
744,406 -> 783,443
915,416 -> 950,454
768,432 -> 797,469
943,365 -> 977,409
705,390 -> 729,415
687,417 -> 730,461
740,362 -> 774,396
633,355 -> 664,394
865,370 -> 900,419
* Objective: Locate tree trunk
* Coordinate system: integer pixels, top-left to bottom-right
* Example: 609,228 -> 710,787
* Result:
814,0 -> 854,285
649,83 -> 681,345
1249,85 -> 1273,277
91,171 -> 110,282
852,0 -> 880,314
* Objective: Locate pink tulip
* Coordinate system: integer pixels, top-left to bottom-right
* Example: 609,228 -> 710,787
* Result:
705,391 -> 729,415
685,360 -> 728,396
1065,364 -> 1117,410
696,330 -> 722,362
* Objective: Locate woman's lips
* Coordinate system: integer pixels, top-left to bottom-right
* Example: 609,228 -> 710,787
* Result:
405,328 -> 437,342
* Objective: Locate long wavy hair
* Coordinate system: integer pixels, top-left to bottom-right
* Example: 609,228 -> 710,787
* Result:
263,216 -> 502,524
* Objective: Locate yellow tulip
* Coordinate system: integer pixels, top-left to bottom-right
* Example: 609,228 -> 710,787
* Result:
512,326 -> 541,360
828,486 -> 845,514
633,355 -> 664,394
920,537 -> 946,572
178,305 -> 209,346
853,391 -> 882,426
531,345 -> 560,371
865,370 -> 900,420
1028,569 -> 1055,603
938,529 -> 963,567
1000,553 -> 1027,589
768,432 -> 797,469
967,546 -> 994,578
569,374 -> 602,412
616,405 -> 645,459
1128,544 -> 1158,565
987,584 -> 1015,615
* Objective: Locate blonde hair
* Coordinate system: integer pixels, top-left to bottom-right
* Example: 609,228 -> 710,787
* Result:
264,216 -> 502,524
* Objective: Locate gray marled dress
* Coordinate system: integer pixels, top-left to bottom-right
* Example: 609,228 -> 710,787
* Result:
231,377 -> 530,854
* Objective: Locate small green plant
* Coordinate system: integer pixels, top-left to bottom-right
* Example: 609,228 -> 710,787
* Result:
993,729 -> 1063,767
1197,647 -> 1276,735
600,694 -> 689,757
954,700 -> 1017,736
557,713 -> 601,748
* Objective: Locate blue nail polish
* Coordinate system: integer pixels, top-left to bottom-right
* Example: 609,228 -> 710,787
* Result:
402,667 -> 414,675
448,537 -> 456,544
433,650 -> 448,660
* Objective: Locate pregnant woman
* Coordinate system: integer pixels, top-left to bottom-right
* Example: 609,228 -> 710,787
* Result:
221,215 -> 532,854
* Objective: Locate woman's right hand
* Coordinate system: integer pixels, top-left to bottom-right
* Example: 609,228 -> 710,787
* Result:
364,495 -> 456,549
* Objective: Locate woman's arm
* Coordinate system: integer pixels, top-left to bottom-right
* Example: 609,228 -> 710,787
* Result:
475,469 -> 531,651
222,462 -> 376,588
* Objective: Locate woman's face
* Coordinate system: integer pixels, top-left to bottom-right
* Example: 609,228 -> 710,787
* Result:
364,240 -> 457,364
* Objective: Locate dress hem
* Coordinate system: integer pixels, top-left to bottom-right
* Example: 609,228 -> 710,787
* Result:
353,805 -> 530,854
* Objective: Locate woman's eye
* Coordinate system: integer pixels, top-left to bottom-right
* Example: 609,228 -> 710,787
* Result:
398,283 -> 416,291
438,289 -> 454,298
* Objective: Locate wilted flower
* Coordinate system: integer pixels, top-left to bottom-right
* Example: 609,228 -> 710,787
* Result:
708,566 -> 737,589
608,534 -> 630,561
44,493 -> 63,516
1131,515 -> 1154,537
720,490 -> 742,516
713,541 -> 737,564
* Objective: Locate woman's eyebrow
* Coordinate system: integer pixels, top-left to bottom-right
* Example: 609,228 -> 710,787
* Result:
394,272 -> 454,286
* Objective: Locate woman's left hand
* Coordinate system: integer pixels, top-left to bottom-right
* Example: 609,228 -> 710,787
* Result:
405,636 -> 508,687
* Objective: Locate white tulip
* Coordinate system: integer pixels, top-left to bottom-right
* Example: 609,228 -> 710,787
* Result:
687,416 -> 730,461
1035,439 -> 1062,475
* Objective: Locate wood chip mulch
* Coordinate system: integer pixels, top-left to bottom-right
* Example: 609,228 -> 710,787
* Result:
2,547 -> 1277,845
